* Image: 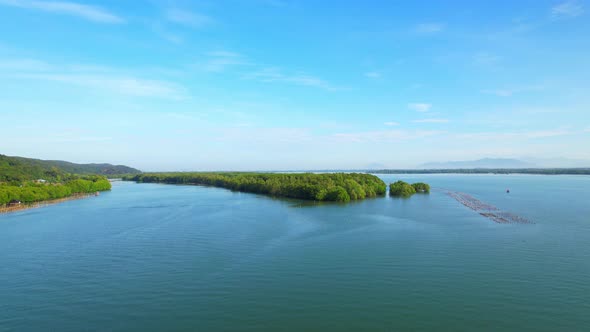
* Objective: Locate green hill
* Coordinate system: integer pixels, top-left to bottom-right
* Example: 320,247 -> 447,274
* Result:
0,154 -> 141,182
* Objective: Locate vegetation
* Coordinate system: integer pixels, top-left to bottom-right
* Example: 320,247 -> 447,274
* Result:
389,181 -> 416,197
0,176 -> 111,205
0,154 -> 120,207
389,181 -> 430,197
123,172 -> 387,203
411,182 -> 430,193
0,154 -> 140,182
371,168 -> 590,175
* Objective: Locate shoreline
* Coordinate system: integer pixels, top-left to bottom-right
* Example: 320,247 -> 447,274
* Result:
0,193 -> 98,215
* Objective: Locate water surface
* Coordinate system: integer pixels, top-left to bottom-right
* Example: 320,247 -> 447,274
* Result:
1,175 -> 589,331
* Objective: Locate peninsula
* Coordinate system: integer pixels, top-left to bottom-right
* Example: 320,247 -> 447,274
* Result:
124,172 -> 387,203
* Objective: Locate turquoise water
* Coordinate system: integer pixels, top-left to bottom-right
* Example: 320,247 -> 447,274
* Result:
1,175 -> 589,331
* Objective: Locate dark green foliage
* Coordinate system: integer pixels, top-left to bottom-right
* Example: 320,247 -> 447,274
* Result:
124,172 -> 386,203
0,154 -> 140,182
389,181 -> 416,197
325,186 -> 351,203
411,182 -> 430,193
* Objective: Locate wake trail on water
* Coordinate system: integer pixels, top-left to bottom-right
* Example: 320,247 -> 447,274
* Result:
444,190 -> 533,224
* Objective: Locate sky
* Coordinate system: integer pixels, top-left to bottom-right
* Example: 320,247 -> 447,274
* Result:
0,0 -> 589,171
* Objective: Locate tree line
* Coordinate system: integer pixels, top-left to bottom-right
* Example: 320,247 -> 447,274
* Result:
0,176 -> 111,205
389,181 -> 430,197
124,172 -> 387,203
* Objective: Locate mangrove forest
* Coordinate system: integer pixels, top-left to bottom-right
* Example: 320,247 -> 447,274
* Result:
0,175 -> 111,206
124,172 -> 387,203
389,181 -> 431,197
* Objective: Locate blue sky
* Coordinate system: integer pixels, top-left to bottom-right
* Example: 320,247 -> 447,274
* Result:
0,0 -> 589,170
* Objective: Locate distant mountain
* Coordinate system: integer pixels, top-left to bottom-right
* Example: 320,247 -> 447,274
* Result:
419,158 -> 536,169
0,154 -> 141,182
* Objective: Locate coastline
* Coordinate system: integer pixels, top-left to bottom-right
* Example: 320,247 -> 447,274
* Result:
0,193 -> 99,215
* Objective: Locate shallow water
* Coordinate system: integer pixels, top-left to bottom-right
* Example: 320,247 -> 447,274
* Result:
1,175 -> 589,331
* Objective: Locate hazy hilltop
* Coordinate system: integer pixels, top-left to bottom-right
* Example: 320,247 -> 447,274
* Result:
0,154 -> 141,182
419,158 -> 536,169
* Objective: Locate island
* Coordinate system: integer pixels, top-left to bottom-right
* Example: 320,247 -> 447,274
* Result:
389,181 -> 431,197
123,172 -> 387,203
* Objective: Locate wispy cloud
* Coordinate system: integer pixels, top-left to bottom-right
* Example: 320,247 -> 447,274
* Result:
408,103 -> 431,112
413,118 -> 449,123
457,128 -> 572,140
551,1 -> 584,18
384,121 -> 399,126
2,57 -> 186,99
331,129 -> 444,143
0,0 -> 124,23
0,58 -> 53,71
414,23 -> 445,34
207,51 -> 241,58
22,74 -> 186,99
245,67 -> 340,91
365,71 -> 381,78
481,85 -> 544,97
217,127 -> 312,144
584,126 -> 590,133
195,51 -> 248,72
481,89 -> 514,97
165,8 -> 214,27
193,49 -> 339,90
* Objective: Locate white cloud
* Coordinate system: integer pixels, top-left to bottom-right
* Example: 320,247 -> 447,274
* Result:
193,49 -> 340,90
245,67 -> 339,91
552,1 -> 584,18
584,127 -> 590,133
0,58 -> 53,71
413,118 -> 449,123
196,51 -> 247,72
1,57 -> 186,99
408,103 -> 431,112
22,74 -> 186,99
217,127 -> 312,144
481,85 -> 544,97
481,89 -> 514,97
166,8 -> 214,27
364,71 -> 381,78
207,51 -> 241,58
0,0 -> 124,23
384,121 -> 399,126
414,23 -> 445,34
457,128 -> 572,140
